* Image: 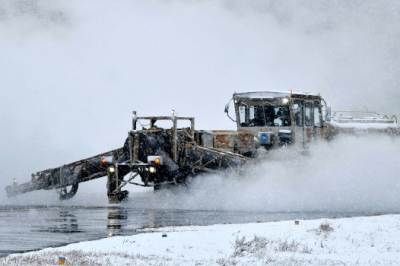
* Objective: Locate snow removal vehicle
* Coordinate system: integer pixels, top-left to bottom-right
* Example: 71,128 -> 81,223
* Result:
225,91 -> 399,149
5,91 -> 399,204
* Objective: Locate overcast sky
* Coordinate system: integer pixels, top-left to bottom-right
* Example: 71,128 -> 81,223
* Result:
1,0 -> 400,199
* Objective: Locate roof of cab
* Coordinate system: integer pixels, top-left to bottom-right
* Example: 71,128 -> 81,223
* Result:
233,90 -> 321,100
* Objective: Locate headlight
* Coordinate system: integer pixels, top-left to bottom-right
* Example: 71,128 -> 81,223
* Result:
108,166 -> 115,173
149,166 -> 156,173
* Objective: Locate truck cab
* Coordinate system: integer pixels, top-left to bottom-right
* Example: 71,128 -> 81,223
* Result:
225,91 -> 325,154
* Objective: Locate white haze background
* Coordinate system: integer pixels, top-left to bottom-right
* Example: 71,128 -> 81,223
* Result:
1,0 -> 400,212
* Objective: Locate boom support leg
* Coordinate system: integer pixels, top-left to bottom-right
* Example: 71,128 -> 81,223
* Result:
106,166 -> 129,204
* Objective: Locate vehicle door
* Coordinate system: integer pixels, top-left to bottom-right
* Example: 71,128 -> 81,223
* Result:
304,101 -> 314,143
313,101 -> 323,140
293,100 -> 306,149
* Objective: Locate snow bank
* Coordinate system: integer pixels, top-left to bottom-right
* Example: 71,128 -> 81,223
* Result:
2,214 -> 400,265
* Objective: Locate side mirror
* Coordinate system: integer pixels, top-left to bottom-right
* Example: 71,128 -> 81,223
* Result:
224,99 -> 236,122
325,106 -> 331,122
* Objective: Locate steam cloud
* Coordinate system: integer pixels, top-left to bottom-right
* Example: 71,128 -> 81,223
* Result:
129,136 -> 400,213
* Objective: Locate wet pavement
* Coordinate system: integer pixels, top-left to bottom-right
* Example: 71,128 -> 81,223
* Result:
0,204 -> 384,257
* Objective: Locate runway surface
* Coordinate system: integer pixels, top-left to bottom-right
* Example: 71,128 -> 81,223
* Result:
0,204 -> 382,257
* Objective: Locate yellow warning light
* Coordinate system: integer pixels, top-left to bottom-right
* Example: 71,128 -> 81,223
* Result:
101,157 -> 105,164
154,157 -> 160,164
289,89 -> 293,94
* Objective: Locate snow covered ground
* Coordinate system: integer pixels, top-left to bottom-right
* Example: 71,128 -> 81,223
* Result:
2,214 -> 400,265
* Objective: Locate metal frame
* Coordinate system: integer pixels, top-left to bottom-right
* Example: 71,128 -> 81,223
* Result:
185,145 -> 249,174
132,116 -> 195,162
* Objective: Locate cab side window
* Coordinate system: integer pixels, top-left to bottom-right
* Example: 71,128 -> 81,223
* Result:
305,102 -> 313,126
294,100 -> 303,127
314,101 -> 322,127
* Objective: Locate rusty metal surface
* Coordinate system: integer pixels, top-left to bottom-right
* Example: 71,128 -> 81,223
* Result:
209,130 -> 254,150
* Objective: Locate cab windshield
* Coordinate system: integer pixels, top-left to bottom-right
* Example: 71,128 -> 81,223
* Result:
238,104 -> 291,127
